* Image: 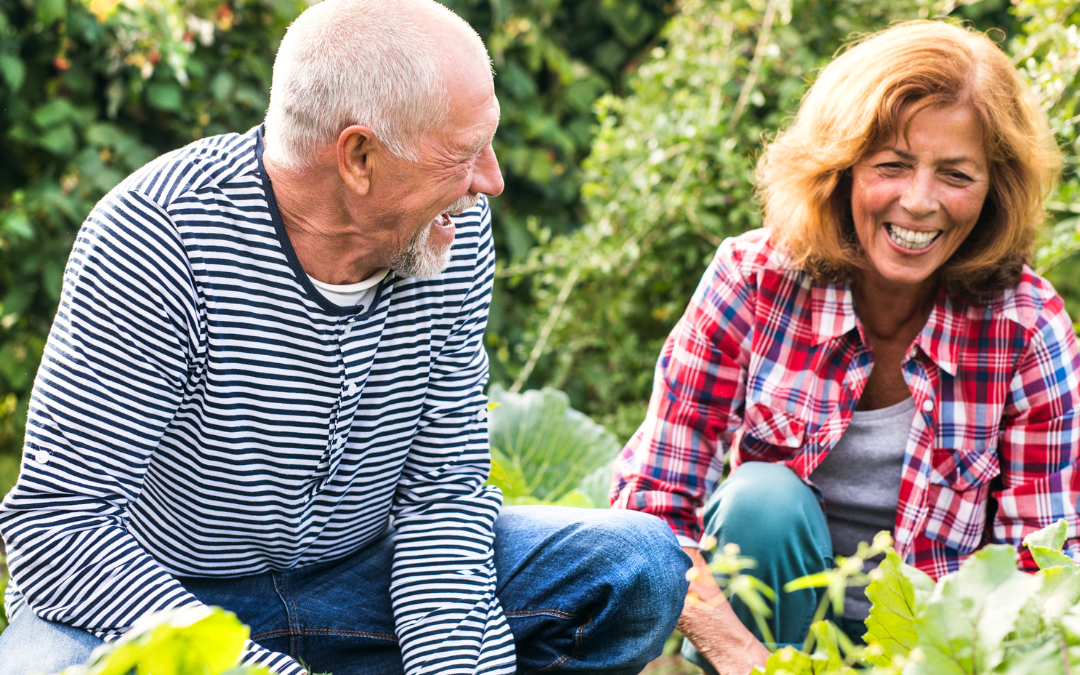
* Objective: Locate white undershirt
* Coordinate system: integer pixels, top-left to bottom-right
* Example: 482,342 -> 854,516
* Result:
307,268 -> 389,308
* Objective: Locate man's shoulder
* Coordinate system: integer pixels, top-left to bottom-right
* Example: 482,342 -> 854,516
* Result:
110,128 -> 261,210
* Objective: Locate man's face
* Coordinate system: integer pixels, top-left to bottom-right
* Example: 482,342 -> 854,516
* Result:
378,69 -> 503,279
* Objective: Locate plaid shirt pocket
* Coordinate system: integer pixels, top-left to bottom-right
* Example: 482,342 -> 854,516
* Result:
923,481 -> 993,554
735,401 -> 807,463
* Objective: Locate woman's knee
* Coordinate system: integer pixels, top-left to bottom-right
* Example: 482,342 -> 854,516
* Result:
703,462 -> 825,546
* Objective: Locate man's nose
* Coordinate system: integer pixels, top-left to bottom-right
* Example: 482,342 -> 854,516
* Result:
470,146 -> 504,197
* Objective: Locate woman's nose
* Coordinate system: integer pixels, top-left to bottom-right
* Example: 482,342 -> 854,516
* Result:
899,170 -> 938,217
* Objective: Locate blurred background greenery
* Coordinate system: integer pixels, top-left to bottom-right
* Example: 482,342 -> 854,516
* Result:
0,0 -> 1077,506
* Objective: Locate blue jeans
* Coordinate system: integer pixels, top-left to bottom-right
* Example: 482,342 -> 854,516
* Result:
0,506 -> 689,675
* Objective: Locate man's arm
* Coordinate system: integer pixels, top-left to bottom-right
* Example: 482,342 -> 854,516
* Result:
389,199 -> 515,675
0,190 -> 303,674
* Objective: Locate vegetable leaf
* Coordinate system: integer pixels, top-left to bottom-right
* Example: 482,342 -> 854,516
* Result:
908,545 -> 1042,675
487,385 -> 620,504
862,549 -> 933,667
1024,519 -> 1074,570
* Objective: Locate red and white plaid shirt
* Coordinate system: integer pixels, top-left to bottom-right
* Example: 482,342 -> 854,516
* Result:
612,229 -> 1080,579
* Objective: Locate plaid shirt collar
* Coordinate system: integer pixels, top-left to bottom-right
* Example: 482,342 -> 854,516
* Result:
811,279 -> 973,377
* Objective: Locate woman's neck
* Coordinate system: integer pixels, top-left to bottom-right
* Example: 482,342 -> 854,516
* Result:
851,272 -> 937,343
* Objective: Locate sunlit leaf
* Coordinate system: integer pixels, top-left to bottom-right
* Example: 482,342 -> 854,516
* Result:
862,550 -> 933,667
1024,518 -> 1075,570
909,546 -> 1042,675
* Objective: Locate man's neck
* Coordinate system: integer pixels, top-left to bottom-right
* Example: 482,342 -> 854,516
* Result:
262,153 -> 383,285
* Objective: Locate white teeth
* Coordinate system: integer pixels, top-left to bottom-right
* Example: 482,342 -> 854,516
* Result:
887,224 -> 939,250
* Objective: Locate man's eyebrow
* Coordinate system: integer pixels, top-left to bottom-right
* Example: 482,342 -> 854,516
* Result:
460,134 -> 494,157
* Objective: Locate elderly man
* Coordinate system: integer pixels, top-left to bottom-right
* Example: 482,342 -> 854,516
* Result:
0,1 -> 688,674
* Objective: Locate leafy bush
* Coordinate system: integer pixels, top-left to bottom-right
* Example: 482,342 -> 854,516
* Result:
509,0 -> 1080,441
692,520 -> 1080,675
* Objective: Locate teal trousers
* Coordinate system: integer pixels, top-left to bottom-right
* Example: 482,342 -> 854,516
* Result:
681,462 -> 865,673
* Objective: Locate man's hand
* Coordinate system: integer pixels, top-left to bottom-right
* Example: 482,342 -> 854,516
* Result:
677,547 -> 771,675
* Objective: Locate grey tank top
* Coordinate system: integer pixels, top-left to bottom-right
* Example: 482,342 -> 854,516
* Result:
810,396 -> 915,620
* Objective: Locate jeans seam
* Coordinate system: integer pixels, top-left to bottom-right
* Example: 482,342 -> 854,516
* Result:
271,572 -> 301,656
252,628 -> 397,642
504,609 -> 575,619
518,610 -> 593,673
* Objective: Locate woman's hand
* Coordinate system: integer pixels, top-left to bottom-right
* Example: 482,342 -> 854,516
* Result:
678,547 -> 772,675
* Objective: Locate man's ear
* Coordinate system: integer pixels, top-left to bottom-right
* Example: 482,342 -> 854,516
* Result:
338,125 -> 377,196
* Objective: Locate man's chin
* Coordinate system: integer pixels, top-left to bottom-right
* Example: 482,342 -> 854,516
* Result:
391,243 -> 453,279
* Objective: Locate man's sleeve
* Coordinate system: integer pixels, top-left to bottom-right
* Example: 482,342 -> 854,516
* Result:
389,200 -> 515,675
0,190 -> 304,675
993,290 -> 1080,570
610,240 -> 756,544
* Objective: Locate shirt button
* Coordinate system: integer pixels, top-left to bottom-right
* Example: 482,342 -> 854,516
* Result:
33,450 -> 49,466
922,399 -> 935,412
347,382 -> 359,396
336,436 -> 346,448
477,408 -> 488,422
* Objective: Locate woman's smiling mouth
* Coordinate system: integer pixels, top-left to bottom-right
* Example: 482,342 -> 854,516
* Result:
886,223 -> 942,251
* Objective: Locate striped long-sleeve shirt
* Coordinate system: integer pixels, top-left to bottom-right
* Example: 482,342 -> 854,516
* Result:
0,127 -> 516,675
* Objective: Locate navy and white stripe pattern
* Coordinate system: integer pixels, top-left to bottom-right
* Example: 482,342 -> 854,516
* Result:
0,127 -> 515,674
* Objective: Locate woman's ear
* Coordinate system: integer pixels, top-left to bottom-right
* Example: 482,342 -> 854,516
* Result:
338,125 -> 377,196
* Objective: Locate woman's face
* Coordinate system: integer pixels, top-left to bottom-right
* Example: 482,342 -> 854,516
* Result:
850,104 -> 991,296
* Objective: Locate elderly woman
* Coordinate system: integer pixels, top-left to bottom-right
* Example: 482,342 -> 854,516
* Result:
611,20 -> 1080,675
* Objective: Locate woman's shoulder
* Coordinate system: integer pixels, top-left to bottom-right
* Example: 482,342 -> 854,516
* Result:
988,266 -> 1071,333
713,227 -> 799,278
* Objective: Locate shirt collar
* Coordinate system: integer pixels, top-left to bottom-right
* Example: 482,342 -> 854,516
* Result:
810,280 -> 859,346
914,289 -> 964,377
811,278 -> 964,377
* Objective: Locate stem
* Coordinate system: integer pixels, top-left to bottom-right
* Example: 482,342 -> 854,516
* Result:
509,267 -> 580,393
729,0 -> 779,130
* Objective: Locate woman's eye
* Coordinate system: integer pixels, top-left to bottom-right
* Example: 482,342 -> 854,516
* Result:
946,171 -> 973,182
876,162 -> 904,173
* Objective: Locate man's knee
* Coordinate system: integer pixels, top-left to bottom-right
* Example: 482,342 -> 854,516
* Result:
0,610 -> 103,675
605,510 -> 689,584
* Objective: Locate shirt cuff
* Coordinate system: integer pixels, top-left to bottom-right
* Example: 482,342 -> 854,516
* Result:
676,534 -> 701,549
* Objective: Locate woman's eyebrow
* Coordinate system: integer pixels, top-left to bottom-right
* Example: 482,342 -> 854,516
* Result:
880,147 -> 981,166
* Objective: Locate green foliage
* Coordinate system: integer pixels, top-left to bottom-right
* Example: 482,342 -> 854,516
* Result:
486,385 -> 620,506
0,0 -> 306,480
861,551 -> 934,668
510,0 -> 1080,442
441,0 -> 671,387
58,606 -> 270,675
724,520 -> 1080,675
0,0 -> 670,492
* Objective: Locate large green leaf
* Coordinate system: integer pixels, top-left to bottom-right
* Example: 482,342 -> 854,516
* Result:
1014,565 -> 1080,641
1023,519 -> 1075,570
909,546 -> 1042,675
862,550 -> 934,668
68,606 -> 264,675
487,385 -> 620,504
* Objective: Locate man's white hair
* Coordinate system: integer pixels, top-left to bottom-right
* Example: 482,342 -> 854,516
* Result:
264,0 -> 486,169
